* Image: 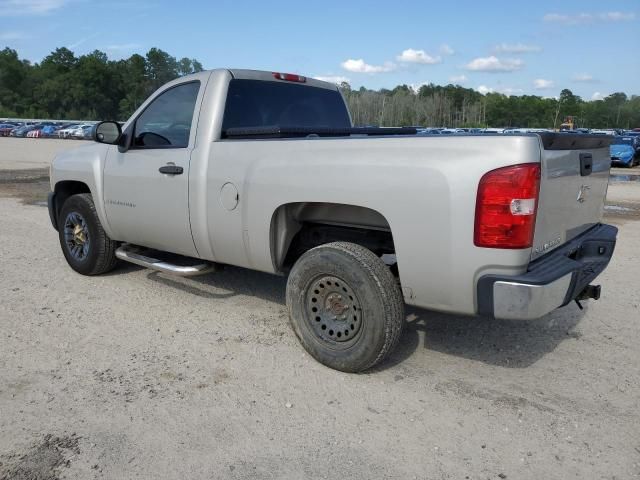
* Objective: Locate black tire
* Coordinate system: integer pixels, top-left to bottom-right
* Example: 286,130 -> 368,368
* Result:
58,193 -> 119,275
286,242 -> 404,372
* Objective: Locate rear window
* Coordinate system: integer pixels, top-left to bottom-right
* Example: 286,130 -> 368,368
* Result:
221,79 -> 351,134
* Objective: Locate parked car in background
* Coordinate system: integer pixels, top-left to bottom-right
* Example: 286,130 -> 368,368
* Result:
482,128 -> 506,134
25,123 -> 56,138
610,136 -> 638,167
41,124 -> 60,137
69,124 -> 95,139
623,131 -> 640,152
0,123 -> 18,136
26,128 -> 44,138
503,128 -> 524,133
10,124 -> 36,137
57,124 -> 80,138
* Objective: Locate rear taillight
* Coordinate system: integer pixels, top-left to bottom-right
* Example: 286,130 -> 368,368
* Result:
474,163 -> 541,249
272,72 -> 306,83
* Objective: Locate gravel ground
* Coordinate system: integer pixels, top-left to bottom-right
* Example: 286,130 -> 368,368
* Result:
1,139 -> 639,479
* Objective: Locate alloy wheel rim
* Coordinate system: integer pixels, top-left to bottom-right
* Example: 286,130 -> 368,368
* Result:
63,211 -> 90,261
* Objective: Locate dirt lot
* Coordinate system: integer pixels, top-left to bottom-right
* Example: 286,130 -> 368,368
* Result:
1,138 -> 639,480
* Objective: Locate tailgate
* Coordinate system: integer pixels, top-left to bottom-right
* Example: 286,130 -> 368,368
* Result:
531,134 -> 612,260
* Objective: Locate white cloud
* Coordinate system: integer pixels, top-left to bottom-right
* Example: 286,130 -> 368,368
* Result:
465,56 -> 524,72
604,11 -> 636,21
0,0 -> 68,16
476,85 -> 494,95
573,73 -> 596,82
591,92 -> 604,101
396,48 -> 441,65
106,43 -> 141,51
409,82 -> 428,93
341,58 -> 396,73
476,85 -> 523,96
0,31 -> 29,40
543,12 -> 636,24
313,75 -> 350,85
439,44 -> 455,55
68,33 -> 99,49
502,87 -> 524,96
493,43 -> 542,54
449,74 -> 467,83
533,78 -> 554,90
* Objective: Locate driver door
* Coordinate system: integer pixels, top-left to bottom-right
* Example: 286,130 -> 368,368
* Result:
103,80 -> 202,257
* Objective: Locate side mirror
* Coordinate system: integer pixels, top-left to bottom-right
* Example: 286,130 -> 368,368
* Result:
94,121 -> 122,145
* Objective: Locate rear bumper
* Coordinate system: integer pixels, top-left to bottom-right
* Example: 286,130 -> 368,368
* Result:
477,224 -> 617,320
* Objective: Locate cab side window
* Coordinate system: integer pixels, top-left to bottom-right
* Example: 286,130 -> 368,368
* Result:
133,81 -> 200,148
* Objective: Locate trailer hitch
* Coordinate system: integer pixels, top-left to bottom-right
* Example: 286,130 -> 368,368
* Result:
574,285 -> 601,310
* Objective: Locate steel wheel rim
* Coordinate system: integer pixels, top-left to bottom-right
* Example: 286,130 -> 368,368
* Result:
304,275 -> 363,347
63,211 -> 90,261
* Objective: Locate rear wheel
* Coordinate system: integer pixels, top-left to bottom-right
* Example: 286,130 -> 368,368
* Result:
58,193 -> 118,275
286,242 -> 404,372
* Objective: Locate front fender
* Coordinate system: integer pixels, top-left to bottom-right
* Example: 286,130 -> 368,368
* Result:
50,142 -> 115,239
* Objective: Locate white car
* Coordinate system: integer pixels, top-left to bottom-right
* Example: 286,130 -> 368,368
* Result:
69,124 -> 95,139
482,128 -> 506,134
57,124 -> 80,139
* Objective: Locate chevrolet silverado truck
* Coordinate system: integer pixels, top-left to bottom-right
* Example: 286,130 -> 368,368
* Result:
47,69 -> 617,372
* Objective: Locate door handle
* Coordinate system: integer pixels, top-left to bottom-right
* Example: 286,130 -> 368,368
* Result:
159,164 -> 183,175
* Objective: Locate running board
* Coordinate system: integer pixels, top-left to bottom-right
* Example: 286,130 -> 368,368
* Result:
115,244 -> 216,277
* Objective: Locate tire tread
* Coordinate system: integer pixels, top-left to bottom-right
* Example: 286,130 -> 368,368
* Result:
327,242 -> 404,370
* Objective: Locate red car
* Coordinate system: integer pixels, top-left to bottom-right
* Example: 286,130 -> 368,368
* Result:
0,124 -> 17,136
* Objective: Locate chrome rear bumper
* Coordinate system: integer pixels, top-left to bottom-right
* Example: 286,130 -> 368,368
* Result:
477,224 -> 617,320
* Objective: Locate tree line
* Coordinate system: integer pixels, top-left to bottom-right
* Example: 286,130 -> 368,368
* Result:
0,47 -> 203,120
1,46 -> 638,128
340,83 -> 640,129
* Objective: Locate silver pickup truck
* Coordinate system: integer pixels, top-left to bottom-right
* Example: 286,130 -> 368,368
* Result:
48,69 -> 617,372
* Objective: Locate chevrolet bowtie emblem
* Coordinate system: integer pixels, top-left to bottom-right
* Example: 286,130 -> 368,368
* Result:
577,184 -> 590,203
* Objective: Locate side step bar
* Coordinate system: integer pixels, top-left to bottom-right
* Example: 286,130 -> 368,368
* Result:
115,244 -> 216,277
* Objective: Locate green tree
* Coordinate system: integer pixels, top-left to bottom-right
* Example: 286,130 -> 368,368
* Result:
145,48 -> 178,91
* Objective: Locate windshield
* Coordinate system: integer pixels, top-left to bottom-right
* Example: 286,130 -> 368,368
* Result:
222,79 -> 351,134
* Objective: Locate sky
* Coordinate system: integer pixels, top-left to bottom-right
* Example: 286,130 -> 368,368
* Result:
1,0 -> 638,99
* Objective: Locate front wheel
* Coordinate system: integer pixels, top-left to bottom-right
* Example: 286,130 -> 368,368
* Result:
286,242 -> 404,373
58,193 -> 119,275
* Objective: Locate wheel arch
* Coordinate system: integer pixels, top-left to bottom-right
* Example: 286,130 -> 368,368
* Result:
269,201 -> 396,273
50,180 -> 92,230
